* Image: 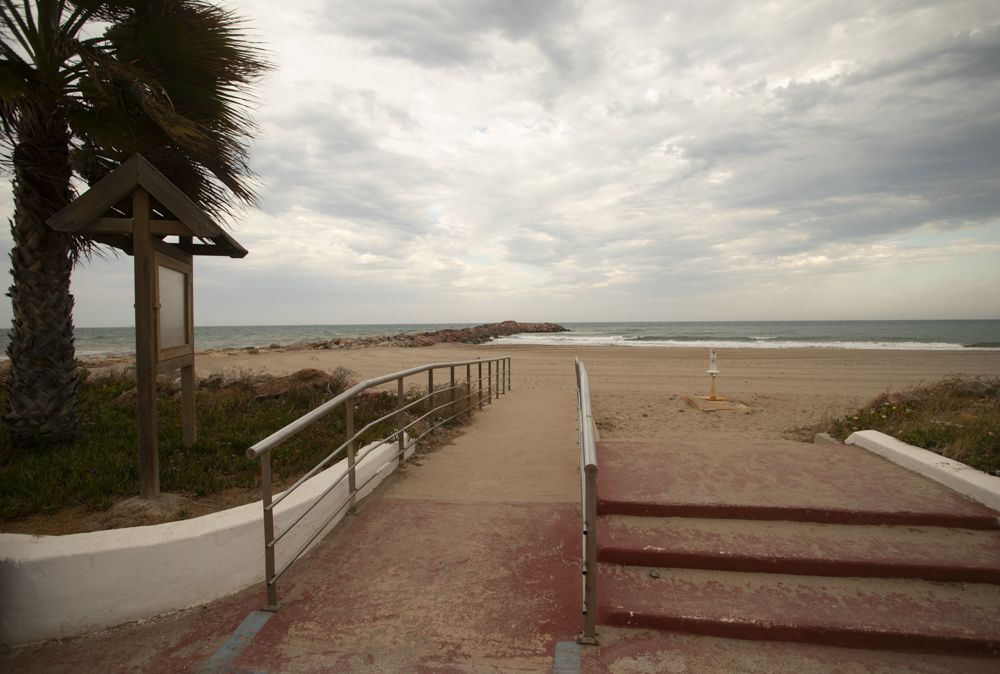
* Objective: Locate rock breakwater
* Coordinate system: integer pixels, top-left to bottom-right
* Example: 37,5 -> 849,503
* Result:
275,320 -> 568,351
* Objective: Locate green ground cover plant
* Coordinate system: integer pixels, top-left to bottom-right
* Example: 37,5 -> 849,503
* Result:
825,377 -> 1000,475
0,368 -> 408,520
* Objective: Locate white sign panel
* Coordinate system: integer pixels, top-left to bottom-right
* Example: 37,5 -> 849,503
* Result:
158,264 -> 188,350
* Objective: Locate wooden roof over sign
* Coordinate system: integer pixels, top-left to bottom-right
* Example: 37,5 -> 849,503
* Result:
46,154 -> 248,258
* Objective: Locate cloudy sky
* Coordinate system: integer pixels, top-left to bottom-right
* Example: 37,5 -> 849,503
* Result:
4,0 -> 1000,326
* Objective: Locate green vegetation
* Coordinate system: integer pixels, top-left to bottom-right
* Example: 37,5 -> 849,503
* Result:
825,378 -> 1000,475
0,368 -> 406,520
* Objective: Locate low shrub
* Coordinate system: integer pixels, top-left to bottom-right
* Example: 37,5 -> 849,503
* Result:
0,368 -> 403,519
824,377 -> 1000,475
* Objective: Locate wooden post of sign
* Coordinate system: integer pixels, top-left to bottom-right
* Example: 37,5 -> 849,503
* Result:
180,237 -> 196,448
133,188 -> 160,499
181,366 -> 196,447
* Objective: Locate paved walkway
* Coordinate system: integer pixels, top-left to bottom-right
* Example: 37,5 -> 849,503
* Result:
5,374 -> 1000,672
227,387 -> 582,672
3,386 -> 585,673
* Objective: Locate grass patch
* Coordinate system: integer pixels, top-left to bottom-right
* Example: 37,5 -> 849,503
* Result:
823,377 -> 1000,475
0,368 -> 411,520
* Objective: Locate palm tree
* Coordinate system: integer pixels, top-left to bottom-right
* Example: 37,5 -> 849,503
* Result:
0,1 -> 269,446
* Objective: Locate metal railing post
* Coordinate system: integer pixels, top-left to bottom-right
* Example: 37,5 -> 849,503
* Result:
495,359 -> 501,399
450,365 -> 456,417
261,451 -> 279,611
478,361 -> 483,409
507,357 -> 511,391
428,368 -> 435,426
396,377 -> 405,464
466,363 -> 472,417
487,360 -> 492,404
346,396 -> 356,512
582,466 -> 598,643
500,358 -> 506,395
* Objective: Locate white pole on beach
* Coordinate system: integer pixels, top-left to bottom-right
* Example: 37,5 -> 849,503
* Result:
707,348 -> 720,401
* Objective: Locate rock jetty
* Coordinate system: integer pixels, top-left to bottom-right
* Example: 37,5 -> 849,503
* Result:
275,320 -> 568,351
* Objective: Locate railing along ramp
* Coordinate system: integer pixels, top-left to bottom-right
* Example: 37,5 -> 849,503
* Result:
246,356 -> 511,609
575,358 -> 598,644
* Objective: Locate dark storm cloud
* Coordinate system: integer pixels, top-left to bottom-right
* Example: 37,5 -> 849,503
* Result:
318,0 -> 587,76
308,0 -> 1000,287
611,24 -> 1000,265
855,26 -> 1000,86
251,102 -> 440,237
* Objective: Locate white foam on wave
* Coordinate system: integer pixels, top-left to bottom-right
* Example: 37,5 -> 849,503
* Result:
490,334 -> 997,350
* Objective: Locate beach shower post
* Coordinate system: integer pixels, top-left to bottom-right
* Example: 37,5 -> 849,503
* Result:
707,348 -> 720,401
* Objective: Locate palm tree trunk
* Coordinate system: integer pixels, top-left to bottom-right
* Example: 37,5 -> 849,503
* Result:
5,108 -> 79,446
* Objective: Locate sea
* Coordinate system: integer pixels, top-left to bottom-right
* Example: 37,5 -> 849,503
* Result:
1,320 -> 997,358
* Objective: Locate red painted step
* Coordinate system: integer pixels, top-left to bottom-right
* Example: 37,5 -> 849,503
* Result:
598,516 -> 1000,583
598,565 -> 1000,655
597,440 -> 1000,529
580,630 -> 1000,673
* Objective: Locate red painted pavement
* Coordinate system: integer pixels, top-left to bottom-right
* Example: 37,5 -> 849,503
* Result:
597,439 -> 1000,528
598,565 -> 1000,656
230,498 -> 581,672
598,515 -> 1000,583
580,628 -> 1000,673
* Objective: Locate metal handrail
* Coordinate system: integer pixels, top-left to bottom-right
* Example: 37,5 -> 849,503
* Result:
249,355 -> 512,610
575,358 -> 598,645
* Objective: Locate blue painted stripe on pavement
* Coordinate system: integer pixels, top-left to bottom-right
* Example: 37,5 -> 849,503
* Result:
198,610 -> 273,674
552,641 -> 581,673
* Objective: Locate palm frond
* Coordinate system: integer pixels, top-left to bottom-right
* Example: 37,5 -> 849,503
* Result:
20,0 -> 37,39
95,0 -> 271,218
61,2 -> 95,39
0,2 -> 37,58
5,0 -> 270,223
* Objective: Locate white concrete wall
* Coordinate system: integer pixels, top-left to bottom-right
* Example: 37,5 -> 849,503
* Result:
0,434 -> 415,646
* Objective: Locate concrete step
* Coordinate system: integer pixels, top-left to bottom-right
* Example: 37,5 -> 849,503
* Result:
598,565 -> 1000,655
582,628 -> 1000,674
597,440 -> 1000,529
598,516 -> 1000,583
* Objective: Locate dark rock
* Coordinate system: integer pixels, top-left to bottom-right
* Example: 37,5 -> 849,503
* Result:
395,320 -> 568,347
201,374 -> 225,389
111,387 -> 137,405
251,368 -> 348,399
955,380 -> 990,397
260,321 -> 568,352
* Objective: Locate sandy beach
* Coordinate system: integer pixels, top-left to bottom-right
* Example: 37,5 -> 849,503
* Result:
194,343 -> 1000,445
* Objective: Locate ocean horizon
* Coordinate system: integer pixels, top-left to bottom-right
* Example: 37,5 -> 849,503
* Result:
1,320 -> 998,358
